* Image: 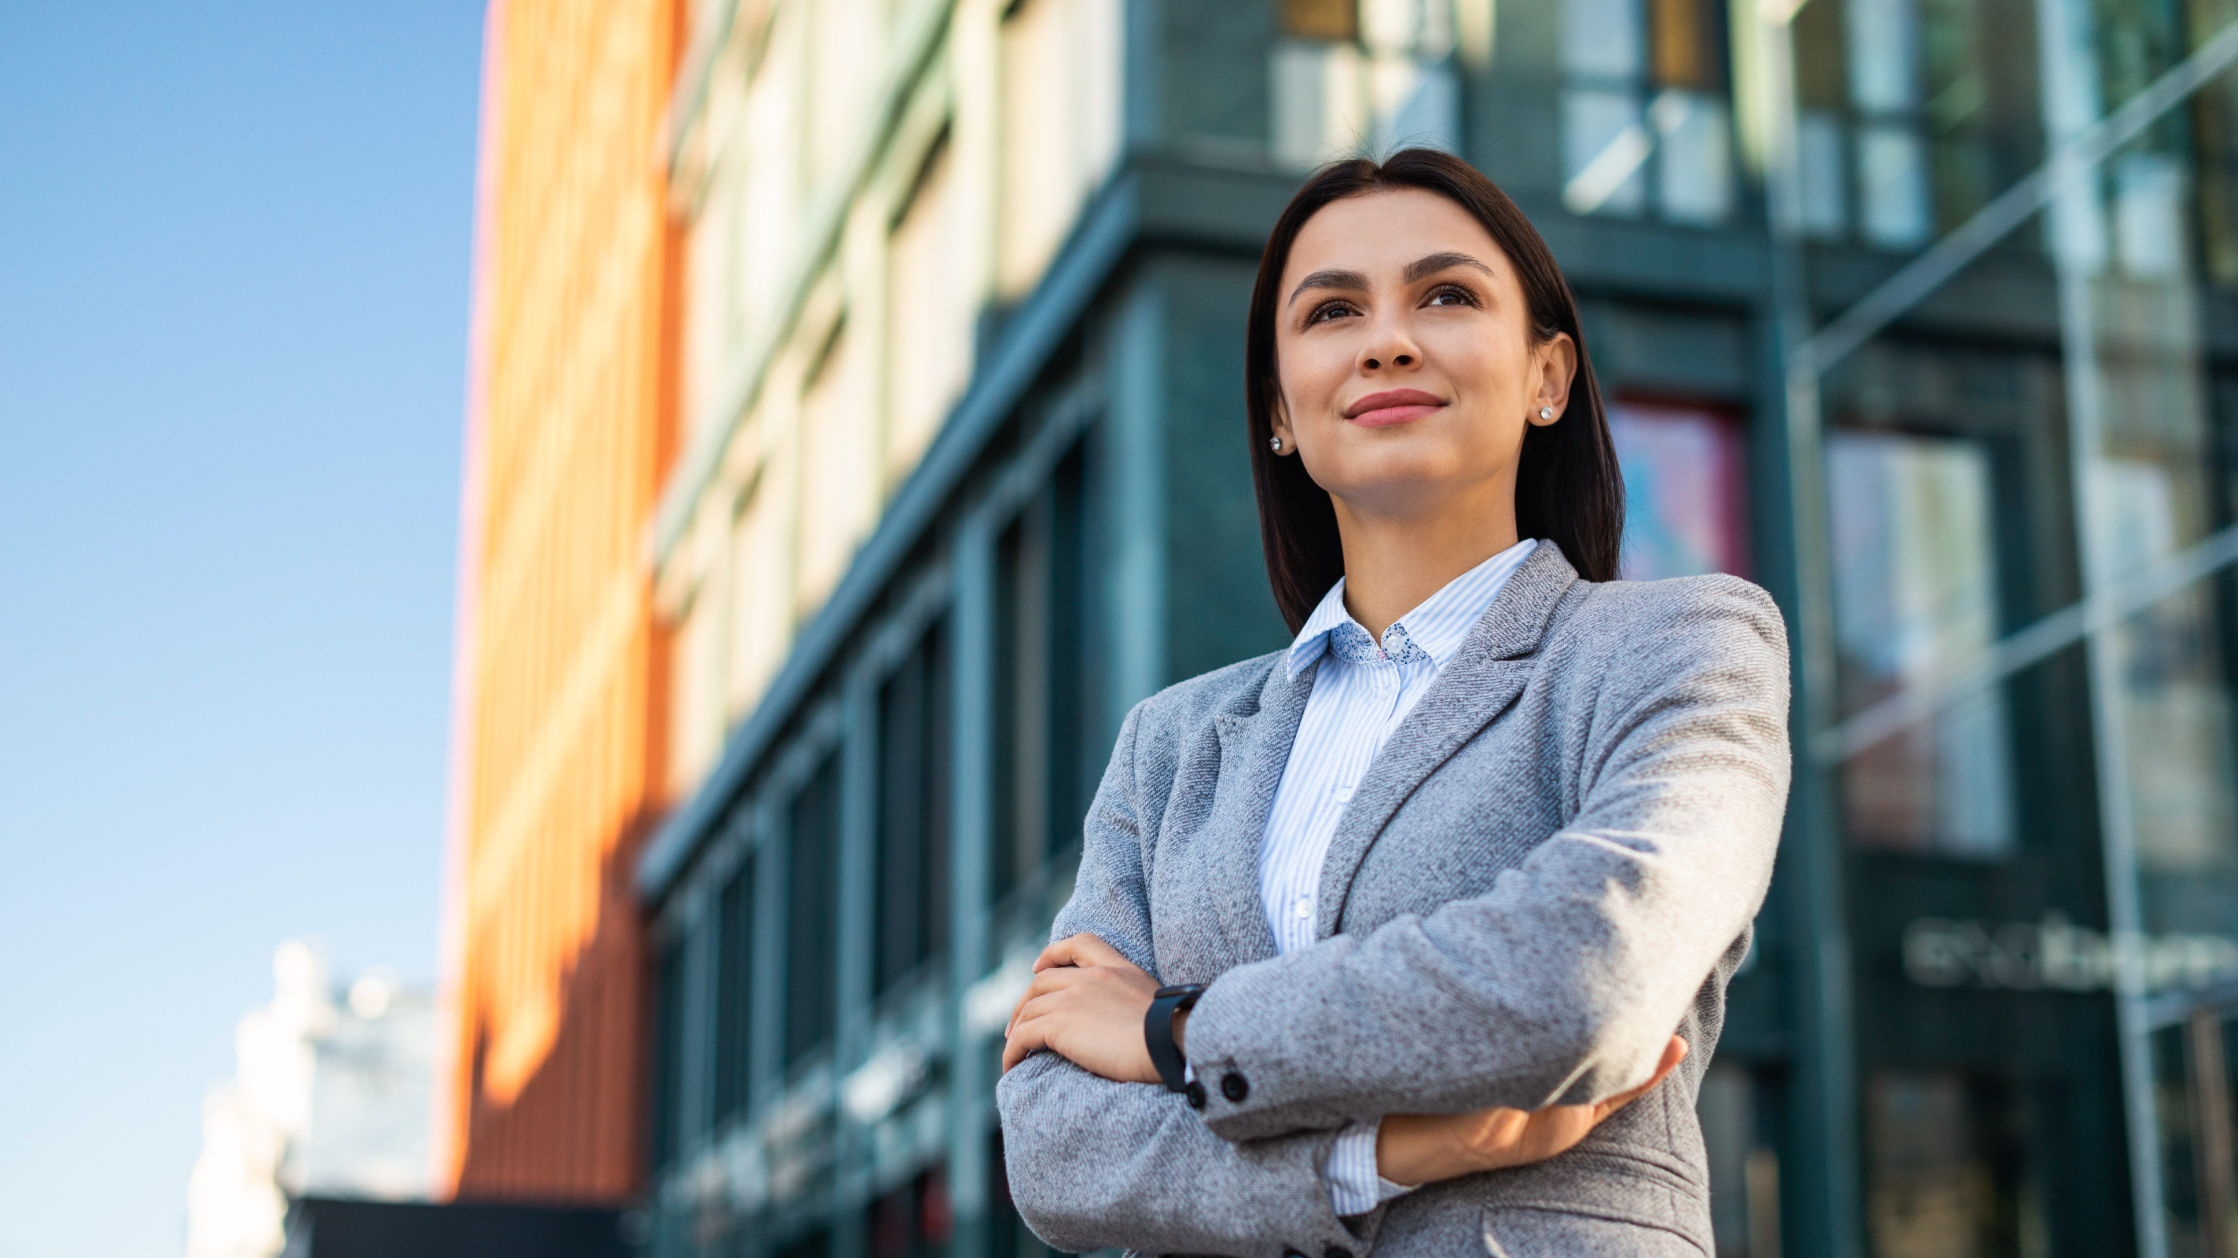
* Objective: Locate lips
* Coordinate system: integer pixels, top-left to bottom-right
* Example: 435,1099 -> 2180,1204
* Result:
1343,388 -> 1447,427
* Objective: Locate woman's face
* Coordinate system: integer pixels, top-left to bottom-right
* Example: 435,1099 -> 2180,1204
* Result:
1270,188 -> 1575,523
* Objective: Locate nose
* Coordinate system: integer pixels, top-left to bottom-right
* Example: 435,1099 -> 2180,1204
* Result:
1358,309 -> 1420,373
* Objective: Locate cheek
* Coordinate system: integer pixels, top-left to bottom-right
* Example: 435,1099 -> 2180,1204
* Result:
1276,334 -> 1350,417
1429,323 -> 1525,400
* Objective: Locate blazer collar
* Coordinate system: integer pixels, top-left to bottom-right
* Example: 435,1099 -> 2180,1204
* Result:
1314,543 -> 1581,939
1205,658 -> 1315,966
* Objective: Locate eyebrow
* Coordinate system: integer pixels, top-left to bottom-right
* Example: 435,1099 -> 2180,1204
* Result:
1286,252 -> 1496,307
1403,251 -> 1494,283
1286,268 -> 1369,307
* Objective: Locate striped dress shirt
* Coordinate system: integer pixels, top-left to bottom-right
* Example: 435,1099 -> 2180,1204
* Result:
1260,538 -> 1539,1215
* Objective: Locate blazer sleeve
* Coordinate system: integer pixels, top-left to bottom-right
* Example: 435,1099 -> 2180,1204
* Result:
995,702 -> 1386,1258
1177,579 -> 1792,1142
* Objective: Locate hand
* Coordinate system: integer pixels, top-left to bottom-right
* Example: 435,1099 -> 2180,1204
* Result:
1000,933 -> 1165,1082
1375,1036 -> 1690,1186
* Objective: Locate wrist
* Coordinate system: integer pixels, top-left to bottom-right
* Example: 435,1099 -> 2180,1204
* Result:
1142,984 -> 1206,1096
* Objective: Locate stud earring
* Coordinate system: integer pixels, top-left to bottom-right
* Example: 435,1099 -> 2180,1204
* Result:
1269,435 -> 1283,452
1539,406 -> 1555,420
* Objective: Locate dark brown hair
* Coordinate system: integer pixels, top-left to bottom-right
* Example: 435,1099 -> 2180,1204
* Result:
1246,148 -> 1625,633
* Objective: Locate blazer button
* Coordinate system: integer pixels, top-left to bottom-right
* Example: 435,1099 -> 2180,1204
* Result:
1184,1079 -> 1207,1109
1220,1072 -> 1249,1103
1326,1248 -> 1354,1258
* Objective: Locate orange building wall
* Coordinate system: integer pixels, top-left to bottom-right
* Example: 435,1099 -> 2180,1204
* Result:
438,0 -> 682,1201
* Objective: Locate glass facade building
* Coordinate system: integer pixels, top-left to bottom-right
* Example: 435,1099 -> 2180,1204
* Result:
634,1 -> 2238,1256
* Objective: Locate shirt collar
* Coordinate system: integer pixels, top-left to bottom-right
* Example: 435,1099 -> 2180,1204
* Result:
1284,538 -> 1538,680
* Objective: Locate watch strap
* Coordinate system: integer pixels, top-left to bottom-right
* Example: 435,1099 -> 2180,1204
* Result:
1143,984 -> 1206,1093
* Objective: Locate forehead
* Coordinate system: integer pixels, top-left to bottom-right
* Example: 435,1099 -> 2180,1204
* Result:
1281,187 -> 1510,287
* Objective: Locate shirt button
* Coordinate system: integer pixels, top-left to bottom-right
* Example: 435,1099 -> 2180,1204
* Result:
1294,899 -> 1313,919
1332,785 -> 1354,804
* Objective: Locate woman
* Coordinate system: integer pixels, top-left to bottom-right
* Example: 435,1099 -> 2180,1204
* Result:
994,149 -> 1789,1258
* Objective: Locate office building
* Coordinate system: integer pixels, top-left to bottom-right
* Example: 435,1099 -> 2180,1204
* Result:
450,0 -> 2238,1253
437,0 -> 684,1202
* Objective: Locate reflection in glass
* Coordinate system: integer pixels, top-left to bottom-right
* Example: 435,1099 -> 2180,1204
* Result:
1609,403 -> 1751,581
1828,430 -> 2015,856
1560,0 -> 1730,221
1653,90 -> 1735,223
1864,1070 -> 2046,1258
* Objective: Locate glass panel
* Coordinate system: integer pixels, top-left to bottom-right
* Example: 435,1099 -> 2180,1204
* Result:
1609,402 -> 1752,581
876,621 -> 953,997
993,441 -> 1099,906
1653,90 -> 1736,224
785,756 -> 841,1066
1799,110 -> 1852,236
651,940 -> 685,1172
986,1128 -> 1055,1258
1564,0 -> 1646,79
1847,0 -> 1922,113
1699,1062 -> 1782,1258
1859,123 -> 1934,248
887,134 -> 968,482
1828,430 -> 2017,856
867,1165 -> 954,1258
1863,1069 -> 2047,1258
714,861 -> 755,1124
1281,0 -> 1359,41
1563,89 -> 1651,215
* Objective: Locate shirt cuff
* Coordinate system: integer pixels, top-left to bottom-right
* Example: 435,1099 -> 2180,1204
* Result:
1325,1119 -> 1418,1217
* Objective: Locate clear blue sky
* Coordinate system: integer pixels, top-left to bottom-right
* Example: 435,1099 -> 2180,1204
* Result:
0,4 -> 483,1255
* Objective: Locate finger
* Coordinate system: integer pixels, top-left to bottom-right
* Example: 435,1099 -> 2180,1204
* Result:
1032,938 -> 1077,973
1005,968 -> 1073,1035
1006,966 -> 1091,1036
1001,1014 -> 1053,1073
1038,933 -> 1130,973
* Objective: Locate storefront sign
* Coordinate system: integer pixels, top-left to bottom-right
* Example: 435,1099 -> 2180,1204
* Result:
1902,912 -> 2238,992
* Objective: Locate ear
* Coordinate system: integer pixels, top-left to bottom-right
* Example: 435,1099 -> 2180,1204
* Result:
1530,332 -> 1578,427
1268,387 -> 1297,453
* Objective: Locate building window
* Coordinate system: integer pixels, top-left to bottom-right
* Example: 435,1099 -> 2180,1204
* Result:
713,859 -> 755,1125
1698,1061 -> 1782,1258
1864,1069 -> 2044,1258
867,1165 -> 954,1258
1789,0 -> 2039,249
986,1128 -> 1053,1258
1608,402 -> 1752,581
997,0 -> 1124,302
1270,0 -> 1459,170
876,621 -> 953,997
993,442 -> 1097,906
1828,429 -> 2016,856
777,1225 -> 834,1258
1560,0 -> 1733,222
650,939 -> 686,1173
888,130 -> 969,481
785,754 -> 842,1066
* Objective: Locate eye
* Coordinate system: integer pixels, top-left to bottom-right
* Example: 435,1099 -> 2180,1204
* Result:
1304,300 -> 1358,326
1425,284 -> 1479,308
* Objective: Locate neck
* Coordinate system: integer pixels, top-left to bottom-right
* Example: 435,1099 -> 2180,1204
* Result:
1331,485 -> 1521,640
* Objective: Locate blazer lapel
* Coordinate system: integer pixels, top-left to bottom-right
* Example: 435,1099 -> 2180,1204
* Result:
1205,659 -> 1315,966
1314,544 -> 1582,940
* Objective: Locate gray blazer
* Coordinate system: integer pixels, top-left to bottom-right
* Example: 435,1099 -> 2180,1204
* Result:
996,543 -> 1791,1258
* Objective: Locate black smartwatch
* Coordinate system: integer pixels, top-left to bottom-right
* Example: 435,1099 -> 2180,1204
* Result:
1144,984 -> 1207,1093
